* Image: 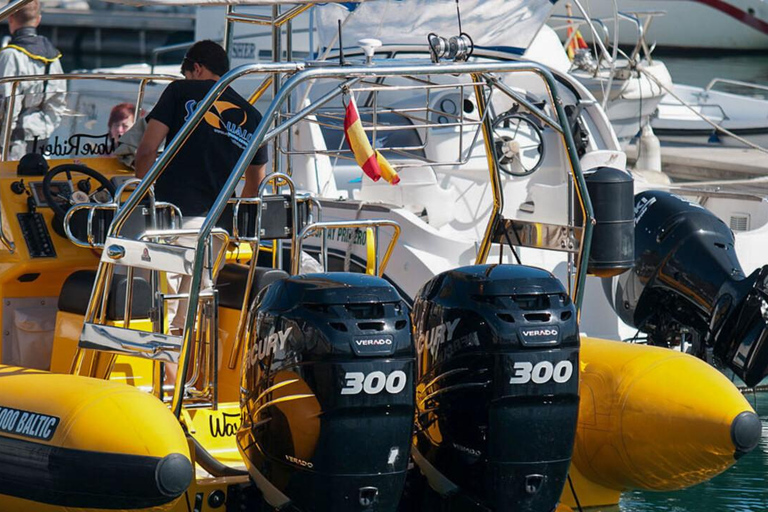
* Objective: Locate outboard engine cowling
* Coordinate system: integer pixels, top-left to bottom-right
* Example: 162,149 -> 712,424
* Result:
238,273 -> 415,511
412,264 -> 579,511
606,190 -> 768,387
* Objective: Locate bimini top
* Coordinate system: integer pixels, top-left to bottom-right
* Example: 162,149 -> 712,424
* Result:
314,0 -> 557,58
100,0 -> 363,5
95,0 -> 556,57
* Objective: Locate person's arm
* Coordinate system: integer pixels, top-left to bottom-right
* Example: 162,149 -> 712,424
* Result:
242,163 -> 267,197
135,119 -> 169,178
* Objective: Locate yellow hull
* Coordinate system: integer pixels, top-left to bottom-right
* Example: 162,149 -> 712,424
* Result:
561,337 -> 760,508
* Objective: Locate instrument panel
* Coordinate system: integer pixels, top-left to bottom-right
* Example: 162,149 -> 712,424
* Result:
29,181 -> 73,208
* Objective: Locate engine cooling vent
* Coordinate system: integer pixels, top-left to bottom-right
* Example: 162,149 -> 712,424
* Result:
730,214 -> 749,232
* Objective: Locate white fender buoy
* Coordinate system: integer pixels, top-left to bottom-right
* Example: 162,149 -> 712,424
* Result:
634,124 -> 662,173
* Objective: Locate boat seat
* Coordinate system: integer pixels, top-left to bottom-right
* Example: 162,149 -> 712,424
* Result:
58,270 -> 152,321
216,263 -> 288,310
356,165 -> 456,228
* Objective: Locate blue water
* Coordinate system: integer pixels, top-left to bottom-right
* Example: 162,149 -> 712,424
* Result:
658,53 -> 768,92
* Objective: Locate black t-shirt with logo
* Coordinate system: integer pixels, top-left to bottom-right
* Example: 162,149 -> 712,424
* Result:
147,79 -> 269,216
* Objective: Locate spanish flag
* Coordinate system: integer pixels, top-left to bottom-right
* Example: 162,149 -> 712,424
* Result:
344,95 -> 400,185
566,26 -> 588,60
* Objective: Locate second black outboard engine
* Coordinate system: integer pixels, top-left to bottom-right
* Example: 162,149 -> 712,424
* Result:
237,273 -> 415,511
411,264 -> 579,512
606,190 -> 768,386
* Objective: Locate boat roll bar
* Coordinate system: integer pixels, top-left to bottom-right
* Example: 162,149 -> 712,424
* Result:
92,60 -> 593,416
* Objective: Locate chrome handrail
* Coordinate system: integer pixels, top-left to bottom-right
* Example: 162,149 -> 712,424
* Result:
705,79 -> 768,95
93,60 -> 592,417
296,219 -> 401,277
0,0 -> 33,22
0,212 -> 14,253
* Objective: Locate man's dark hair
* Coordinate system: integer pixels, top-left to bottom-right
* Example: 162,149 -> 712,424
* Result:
181,40 -> 229,77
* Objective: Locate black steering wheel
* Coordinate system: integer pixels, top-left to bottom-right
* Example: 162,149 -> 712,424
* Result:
491,111 -> 545,177
42,164 -> 116,238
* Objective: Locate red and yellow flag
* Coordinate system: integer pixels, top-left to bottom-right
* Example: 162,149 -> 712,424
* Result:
566,26 -> 588,60
344,96 -> 400,185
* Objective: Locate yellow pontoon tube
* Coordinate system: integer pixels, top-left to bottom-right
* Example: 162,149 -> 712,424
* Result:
0,365 -> 193,511
561,337 -> 762,508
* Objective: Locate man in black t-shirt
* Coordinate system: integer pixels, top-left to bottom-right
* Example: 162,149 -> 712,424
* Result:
135,40 -> 268,337
135,39 -> 268,214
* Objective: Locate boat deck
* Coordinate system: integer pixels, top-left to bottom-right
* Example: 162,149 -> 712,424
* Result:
627,143 -> 768,192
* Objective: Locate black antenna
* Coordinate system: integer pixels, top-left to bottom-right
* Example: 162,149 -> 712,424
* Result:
455,0 -> 463,34
338,19 -> 346,65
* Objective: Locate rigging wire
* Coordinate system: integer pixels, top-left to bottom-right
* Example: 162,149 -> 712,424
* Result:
455,0 -> 463,35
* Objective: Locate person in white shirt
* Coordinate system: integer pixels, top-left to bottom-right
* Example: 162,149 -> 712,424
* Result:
0,0 -> 66,159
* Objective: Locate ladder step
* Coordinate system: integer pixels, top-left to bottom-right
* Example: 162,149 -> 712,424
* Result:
80,323 -> 183,363
101,237 -> 196,275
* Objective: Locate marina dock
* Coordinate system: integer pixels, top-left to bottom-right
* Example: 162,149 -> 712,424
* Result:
627,143 -> 768,186
38,7 -> 193,58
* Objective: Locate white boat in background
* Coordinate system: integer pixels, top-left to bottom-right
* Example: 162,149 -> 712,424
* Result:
526,23 -> 671,147
652,80 -> 768,148
552,0 -> 768,51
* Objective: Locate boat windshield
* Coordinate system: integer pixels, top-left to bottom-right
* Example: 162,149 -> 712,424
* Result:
0,74 -> 175,161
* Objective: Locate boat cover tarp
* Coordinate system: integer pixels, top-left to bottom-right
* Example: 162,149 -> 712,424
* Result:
99,0 -> 363,6
316,0 -> 558,55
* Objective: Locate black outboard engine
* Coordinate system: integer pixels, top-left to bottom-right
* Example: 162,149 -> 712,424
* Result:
237,273 -> 415,511
411,264 -> 579,512
606,190 -> 768,387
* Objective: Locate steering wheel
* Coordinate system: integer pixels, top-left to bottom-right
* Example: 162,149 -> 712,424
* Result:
42,164 -> 116,237
491,111 -> 545,177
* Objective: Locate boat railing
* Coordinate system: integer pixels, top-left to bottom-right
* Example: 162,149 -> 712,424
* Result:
704,78 -> 768,97
550,8 -> 666,70
76,59 -> 592,418
0,72 -> 178,161
295,219 -> 401,277
548,13 -> 614,71
616,10 -> 666,65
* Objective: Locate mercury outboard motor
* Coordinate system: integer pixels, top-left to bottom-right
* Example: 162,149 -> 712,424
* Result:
237,273 -> 415,511
606,190 -> 768,387
411,265 -> 579,512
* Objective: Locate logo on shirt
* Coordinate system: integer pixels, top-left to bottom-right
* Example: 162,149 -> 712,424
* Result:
184,99 -> 254,149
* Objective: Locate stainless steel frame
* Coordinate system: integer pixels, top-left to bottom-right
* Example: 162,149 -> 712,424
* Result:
295,219 -> 401,277
76,59 -> 592,417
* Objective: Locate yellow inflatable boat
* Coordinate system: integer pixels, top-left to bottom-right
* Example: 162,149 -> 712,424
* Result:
562,337 -> 761,508
0,22 -> 759,510
0,366 -> 192,510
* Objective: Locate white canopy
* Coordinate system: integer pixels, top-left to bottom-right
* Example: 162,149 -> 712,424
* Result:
316,0 -> 558,55
100,0 -> 362,6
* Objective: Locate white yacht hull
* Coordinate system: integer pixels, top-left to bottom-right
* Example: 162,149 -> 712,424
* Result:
552,0 -> 768,50
652,83 -> 768,148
